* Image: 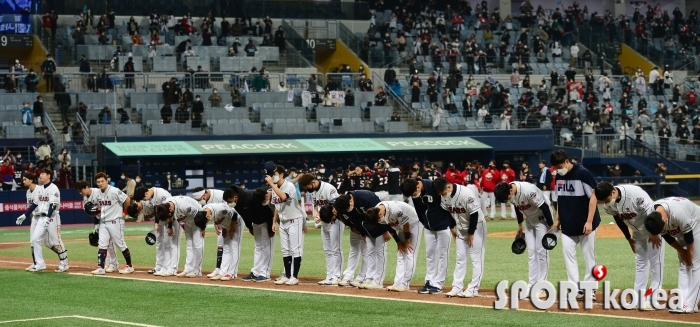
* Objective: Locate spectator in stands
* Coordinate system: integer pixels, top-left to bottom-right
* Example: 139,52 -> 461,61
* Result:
132,31 -> 142,45
76,102 -> 87,122
55,85 -> 71,123
3,75 -> 16,93
307,75 -> 318,92
1,150 -> 15,165
359,75 -> 373,92
57,148 -> 71,167
208,89 -> 222,107
501,107 -> 513,130
0,159 -> 15,191
192,96 -> 204,128
374,87 -> 387,106
655,162 -> 667,178
384,64 -> 397,85
321,91 -> 333,107
97,67 -> 113,91
40,54 -> 56,93
391,111 -> 401,121
477,105 -> 489,122
245,39 -> 258,57
181,46 -> 196,70
275,26 -> 285,52
175,103 -> 189,123
344,89 -> 354,106
251,71 -> 269,92
35,140 -> 51,163
432,103 -> 444,131
202,27 -> 213,46
61,120 -> 72,136
117,108 -> 131,124
32,96 -> 43,128
658,123 -> 672,157
231,85 -> 242,107
410,82 -> 421,104
676,122 -> 691,145
324,79 -> 339,92
127,17 -> 139,35
161,103 -> 173,123
78,55 -> 91,89
21,102 -> 33,126
181,85 -> 194,107
98,106 -> 112,124
163,78 -> 181,105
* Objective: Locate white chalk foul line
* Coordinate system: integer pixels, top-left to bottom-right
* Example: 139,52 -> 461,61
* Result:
0,315 -> 163,326
68,272 -> 700,325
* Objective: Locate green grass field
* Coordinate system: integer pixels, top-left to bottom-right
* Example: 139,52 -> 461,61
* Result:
0,209 -> 693,326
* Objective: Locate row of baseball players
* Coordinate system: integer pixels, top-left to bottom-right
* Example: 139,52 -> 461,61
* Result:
13,153 -> 700,313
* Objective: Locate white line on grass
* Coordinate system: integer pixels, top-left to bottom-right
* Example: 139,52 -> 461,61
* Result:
0,315 -> 163,326
68,273 -> 700,325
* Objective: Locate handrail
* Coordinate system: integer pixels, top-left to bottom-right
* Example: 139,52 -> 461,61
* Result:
43,111 -> 64,157
625,135 -> 690,172
372,70 -> 417,127
75,111 -> 91,150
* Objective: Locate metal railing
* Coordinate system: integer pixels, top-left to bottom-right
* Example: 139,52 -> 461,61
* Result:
371,70 -> 418,127
42,111 -> 64,159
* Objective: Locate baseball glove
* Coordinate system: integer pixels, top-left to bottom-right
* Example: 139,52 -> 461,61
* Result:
88,231 -> 99,247
194,211 -> 208,231
84,202 -> 101,217
511,232 -> 526,255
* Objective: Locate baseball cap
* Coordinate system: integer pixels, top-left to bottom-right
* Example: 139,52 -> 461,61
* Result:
263,161 -> 276,176
289,167 -> 297,172
423,160 -> 431,167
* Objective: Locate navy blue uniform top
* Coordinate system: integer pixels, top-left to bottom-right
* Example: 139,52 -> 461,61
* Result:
229,185 -> 274,235
554,163 -> 601,237
412,179 -> 455,231
387,168 -> 402,195
337,190 -> 391,238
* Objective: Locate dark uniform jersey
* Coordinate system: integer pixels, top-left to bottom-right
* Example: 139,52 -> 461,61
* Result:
315,172 -> 327,182
335,174 -> 348,194
387,167 -> 401,195
371,171 -> 389,192
421,169 -> 439,181
465,169 -> 479,184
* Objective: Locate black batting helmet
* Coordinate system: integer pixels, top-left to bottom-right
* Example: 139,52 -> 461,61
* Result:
511,232 -> 526,255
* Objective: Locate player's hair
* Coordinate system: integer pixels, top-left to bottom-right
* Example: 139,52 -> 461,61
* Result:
334,194 -> 351,213
318,204 -> 335,224
550,150 -> 569,166
432,177 -> 449,194
644,212 -> 664,235
155,203 -> 173,220
192,186 -> 206,194
297,173 -> 316,188
126,202 -> 140,217
133,186 -> 148,202
252,187 -> 269,205
274,165 -> 286,177
594,182 -> 615,201
539,160 -> 547,165
95,172 -> 108,182
223,188 -> 239,202
494,182 -> 511,203
39,167 -> 53,180
400,178 -> 419,197
75,180 -> 90,191
364,207 -> 380,225
22,172 -> 37,184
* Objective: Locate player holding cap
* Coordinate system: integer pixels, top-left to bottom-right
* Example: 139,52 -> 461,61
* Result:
16,171 -> 69,272
365,200 -> 423,292
76,180 -> 122,273
434,177 -> 486,298
130,186 -> 175,276
266,164 -> 307,285
401,178 -> 455,294
82,172 -> 134,275
238,187 -> 276,282
156,196 -> 204,277
645,197 -> 700,314
202,202 -> 243,281
299,174 -> 344,285
595,182 -> 664,310
494,181 -> 554,299
190,187 -> 227,278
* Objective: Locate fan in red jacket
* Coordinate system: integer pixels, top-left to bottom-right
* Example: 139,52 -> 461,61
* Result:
497,160 -> 517,220
445,163 -> 464,185
480,160 -> 500,219
0,159 -> 16,191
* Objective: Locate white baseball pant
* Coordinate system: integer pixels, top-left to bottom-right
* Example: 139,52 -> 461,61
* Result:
525,221 -> 550,287
344,230 -> 367,282
162,222 -> 182,274
481,192 -> 496,217
500,202 -> 516,219
364,234 -> 387,284
393,223 -> 423,289
183,223 -> 204,275
251,222 -> 274,278
279,218 -> 304,257
154,222 -> 166,272
633,238 -> 664,300
561,230 -> 597,292
451,221 -> 486,294
322,220 -> 345,281
31,216 -> 63,270
106,241 -> 119,268
29,217 -> 37,265
386,194 -> 404,201
98,219 -> 127,251
374,191 -> 389,201
424,228 -> 451,289
676,231 -> 700,310
220,220 -> 243,277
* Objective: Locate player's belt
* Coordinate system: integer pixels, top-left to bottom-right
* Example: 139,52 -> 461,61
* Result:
282,219 -> 296,224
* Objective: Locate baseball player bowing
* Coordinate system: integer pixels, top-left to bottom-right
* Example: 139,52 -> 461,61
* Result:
401,178 -> 455,294
266,165 -> 308,286
645,197 -> 700,314
82,173 -> 134,275
130,186 -> 175,276
494,181 -> 555,299
365,200 -> 423,292
299,174 -> 344,286
76,180 -> 123,273
433,177 -> 486,298
595,182 -> 664,311
157,196 -> 205,277
190,187 -> 227,279
201,202 -> 243,281
17,170 -> 69,272
237,187 -> 276,282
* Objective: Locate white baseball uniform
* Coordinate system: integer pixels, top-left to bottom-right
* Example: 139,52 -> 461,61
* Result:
194,189 -> 225,275
204,203 -> 243,278
144,188 -> 176,274
603,185 -> 664,300
311,181 -> 344,282
82,188 -> 119,268
442,184 -> 486,295
85,186 -> 129,268
509,182 -> 551,288
30,182 -> 66,270
653,197 -> 700,310
378,201 -> 422,289
272,180 -> 305,278
168,196 -> 203,275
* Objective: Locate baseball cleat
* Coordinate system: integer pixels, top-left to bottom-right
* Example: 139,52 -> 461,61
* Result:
536,290 -> 547,299
350,280 -> 363,288
362,280 -> 383,290
105,265 -> 118,273
520,287 -> 531,300
275,277 -> 290,285
207,268 -> 221,278
25,264 -> 35,271
91,268 -> 105,275
391,285 -> 408,292
669,304 -> 694,314
162,271 -> 175,277
54,263 -> 69,273
639,301 -> 654,311
254,275 -> 270,282
385,284 -> 397,291
210,274 -> 222,280
445,288 -> 461,297
338,278 -> 351,286
176,271 -> 188,277
147,268 -> 157,274
29,266 -> 46,272
328,279 -> 339,286
418,282 -> 431,294
458,290 -> 478,298
119,266 -> 134,274
241,272 -> 256,281
185,272 -> 198,278
318,279 -> 332,285
285,277 -> 299,285
220,274 -> 233,281
429,287 -> 443,294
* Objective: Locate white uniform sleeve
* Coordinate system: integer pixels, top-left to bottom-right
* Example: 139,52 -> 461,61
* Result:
523,183 -> 545,208
114,188 -> 128,204
280,182 -> 297,201
464,188 -> 481,215
48,185 -> 60,204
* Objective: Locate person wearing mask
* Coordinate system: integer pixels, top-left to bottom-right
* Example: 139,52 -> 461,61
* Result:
658,123 -> 672,157
191,96 -> 204,129
498,161 -> 516,220
33,96 -> 44,129
208,88 -> 222,107
480,160 -> 500,220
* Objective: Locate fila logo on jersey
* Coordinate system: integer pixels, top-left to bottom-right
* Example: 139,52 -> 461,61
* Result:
557,183 -> 575,192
